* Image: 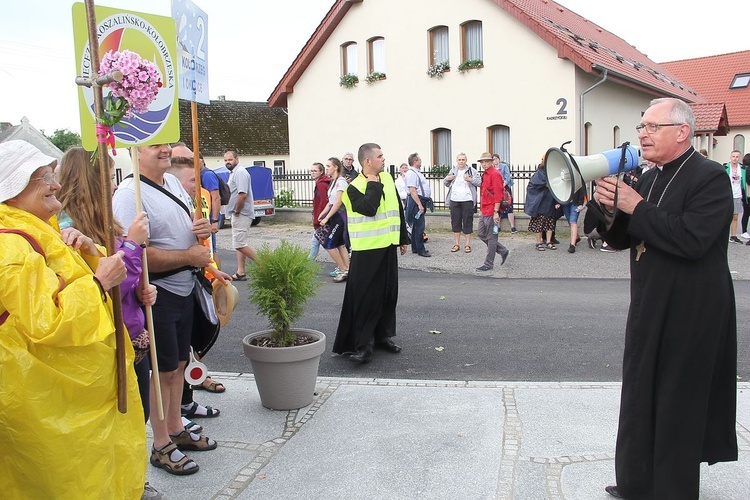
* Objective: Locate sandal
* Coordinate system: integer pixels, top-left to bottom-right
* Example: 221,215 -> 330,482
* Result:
535,243 -> 546,251
181,416 -> 203,434
181,401 -> 221,419
546,243 -> 557,250
170,429 -> 217,451
451,245 -> 460,253
464,245 -> 472,253
193,378 -> 226,393
230,273 -> 246,281
150,442 -> 199,475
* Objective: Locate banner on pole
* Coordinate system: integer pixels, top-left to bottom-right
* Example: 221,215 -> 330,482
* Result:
172,0 -> 210,104
72,3 -> 180,150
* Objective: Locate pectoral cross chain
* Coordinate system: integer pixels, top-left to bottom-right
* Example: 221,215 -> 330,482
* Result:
635,241 -> 646,262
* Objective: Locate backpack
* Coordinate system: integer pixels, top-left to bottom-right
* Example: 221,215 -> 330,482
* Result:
207,170 -> 231,206
500,186 -> 513,210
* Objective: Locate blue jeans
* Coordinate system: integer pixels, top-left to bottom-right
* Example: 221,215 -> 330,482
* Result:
409,205 -> 426,254
309,233 -> 321,259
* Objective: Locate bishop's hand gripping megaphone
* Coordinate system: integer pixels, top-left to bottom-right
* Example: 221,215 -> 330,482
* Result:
544,142 -> 640,204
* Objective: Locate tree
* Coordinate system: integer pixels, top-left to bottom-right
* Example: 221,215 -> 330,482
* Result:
45,129 -> 81,151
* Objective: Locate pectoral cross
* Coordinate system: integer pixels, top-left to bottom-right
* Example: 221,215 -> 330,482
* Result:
635,241 -> 646,261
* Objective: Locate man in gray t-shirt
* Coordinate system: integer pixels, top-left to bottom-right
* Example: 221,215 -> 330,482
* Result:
113,143 -> 215,476
224,148 -> 257,280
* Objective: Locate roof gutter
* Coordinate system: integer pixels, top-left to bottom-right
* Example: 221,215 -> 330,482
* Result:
580,65 -> 608,154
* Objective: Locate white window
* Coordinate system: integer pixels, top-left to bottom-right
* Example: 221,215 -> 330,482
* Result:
730,74 -> 750,89
488,125 -> 510,164
429,26 -> 449,66
342,42 -> 358,76
733,135 -> 745,154
462,21 -> 483,62
368,37 -> 386,74
273,160 -> 285,177
432,128 -> 452,167
253,160 -> 266,167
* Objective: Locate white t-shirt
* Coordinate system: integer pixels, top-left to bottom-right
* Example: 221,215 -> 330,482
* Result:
113,174 -> 196,296
405,167 -> 431,198
449,167 -> 472,202
328,177 -> 348,207
729,165 -> 742,199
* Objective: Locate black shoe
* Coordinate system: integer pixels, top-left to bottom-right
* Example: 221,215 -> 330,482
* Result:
730,236 -> 743,244
376,339 -> 402,353
551,237 -> 560,245
476,265 -> 492,271
588,237 -> 597,249
746,240 -> 750,246
349,350 -> 373,364
575,236 -> 581,245
418,251 -> 431,257
604,485 -> 625,498
568,244 -> 575,253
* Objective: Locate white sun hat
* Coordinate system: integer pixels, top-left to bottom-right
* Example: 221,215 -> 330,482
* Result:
0,140 -> 58,203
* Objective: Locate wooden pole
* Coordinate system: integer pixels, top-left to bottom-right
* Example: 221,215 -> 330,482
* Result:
130,149 -> 164,420
83,0 -> 127,413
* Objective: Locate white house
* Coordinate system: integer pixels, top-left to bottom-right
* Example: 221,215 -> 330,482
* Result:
269,0 -> 713,170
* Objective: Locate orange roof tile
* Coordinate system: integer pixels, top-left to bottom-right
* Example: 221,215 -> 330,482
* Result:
661,51 -> 750,127
690,103 -> 729,135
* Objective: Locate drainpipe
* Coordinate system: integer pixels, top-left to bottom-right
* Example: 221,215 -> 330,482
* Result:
580,65 -> 608,154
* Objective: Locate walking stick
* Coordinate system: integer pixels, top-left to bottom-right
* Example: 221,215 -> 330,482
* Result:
81,0 -> 127,413
130,148 -> 165,420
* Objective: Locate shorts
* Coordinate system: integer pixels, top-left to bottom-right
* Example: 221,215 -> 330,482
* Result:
733,198 -> 742,215
562,203 -> 580,224
232,212 -> 253,248
321,211 -> 347,250
151,285 -> 194,372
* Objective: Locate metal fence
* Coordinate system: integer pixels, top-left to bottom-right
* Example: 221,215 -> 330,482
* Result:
272,163 -> 541,211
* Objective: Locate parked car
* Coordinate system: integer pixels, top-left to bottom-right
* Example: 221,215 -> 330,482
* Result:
213,165 -> 276,228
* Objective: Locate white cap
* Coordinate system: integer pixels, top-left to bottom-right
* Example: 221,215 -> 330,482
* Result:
0,140 -> 58,202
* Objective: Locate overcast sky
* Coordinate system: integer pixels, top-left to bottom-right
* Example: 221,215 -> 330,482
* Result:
1,0 -> 747,135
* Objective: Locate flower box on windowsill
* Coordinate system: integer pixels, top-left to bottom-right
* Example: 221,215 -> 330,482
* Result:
365,71 -> 386,84
339,73 -> 359,88
458,59 -> 483,73
427,61 -> 450,78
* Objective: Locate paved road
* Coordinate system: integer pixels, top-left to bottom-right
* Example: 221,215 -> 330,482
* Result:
210,244 -> 750,382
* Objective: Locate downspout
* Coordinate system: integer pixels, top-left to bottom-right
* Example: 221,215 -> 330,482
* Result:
580,65 -> 608,154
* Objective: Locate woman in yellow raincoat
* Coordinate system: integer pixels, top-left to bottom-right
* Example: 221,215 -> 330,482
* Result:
0,140 -> 146,498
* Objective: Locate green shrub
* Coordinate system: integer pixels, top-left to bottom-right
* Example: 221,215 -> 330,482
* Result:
247,241 -> 322,347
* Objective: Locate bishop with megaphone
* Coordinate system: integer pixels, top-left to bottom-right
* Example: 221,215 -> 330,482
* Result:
582,98 -> 738,500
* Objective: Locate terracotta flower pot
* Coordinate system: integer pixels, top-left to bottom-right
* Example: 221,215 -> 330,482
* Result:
242,328 -> 326,410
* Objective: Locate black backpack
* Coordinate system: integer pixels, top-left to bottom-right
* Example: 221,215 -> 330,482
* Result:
204,169 -> 231,205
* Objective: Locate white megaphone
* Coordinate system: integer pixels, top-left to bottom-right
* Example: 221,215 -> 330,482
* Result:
544,142 -> 640,204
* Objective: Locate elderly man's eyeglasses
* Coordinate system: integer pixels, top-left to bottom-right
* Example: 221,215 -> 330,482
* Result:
635,123 -> 684,133
30,172 -> 57,186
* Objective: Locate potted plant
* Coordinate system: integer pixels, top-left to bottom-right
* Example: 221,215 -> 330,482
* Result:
241,240 -> 325,410
364,71 -> 386,83
457,59 -> 483,73
339,73 -> 359,88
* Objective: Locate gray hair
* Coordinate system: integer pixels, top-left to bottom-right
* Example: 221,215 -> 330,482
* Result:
650,98 -> 695,136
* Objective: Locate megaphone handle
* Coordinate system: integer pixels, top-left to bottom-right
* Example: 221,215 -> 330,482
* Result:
610,142 -> 632,220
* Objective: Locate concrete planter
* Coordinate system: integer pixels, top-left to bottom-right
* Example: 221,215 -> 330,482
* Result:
242,328 -> 326,410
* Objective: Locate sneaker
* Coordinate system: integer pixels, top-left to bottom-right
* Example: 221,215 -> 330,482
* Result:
587,237 -> 597,250
600,243 -> 616,253
551,237 -> 560,245
141,482 -> 166,500
510,227 -> 518,233
333,270 -> 348,282
328,267 -> 340,277
730,236 -> 743,244
568,244 -> 576,254
476,265 -> 492,271
742,232 -> 750,239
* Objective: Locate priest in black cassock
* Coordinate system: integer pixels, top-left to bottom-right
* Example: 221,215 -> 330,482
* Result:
333,143 -> 409,364
594,98 -> 737,500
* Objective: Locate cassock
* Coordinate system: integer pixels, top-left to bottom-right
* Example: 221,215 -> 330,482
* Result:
600,147 -> 738,499
333,181 -> 408,354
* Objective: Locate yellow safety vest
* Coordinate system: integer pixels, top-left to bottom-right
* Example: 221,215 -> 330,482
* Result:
342,172 -> 402,251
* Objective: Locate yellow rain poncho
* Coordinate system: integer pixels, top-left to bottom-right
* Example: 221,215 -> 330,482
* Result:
0,204 -> 146,499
